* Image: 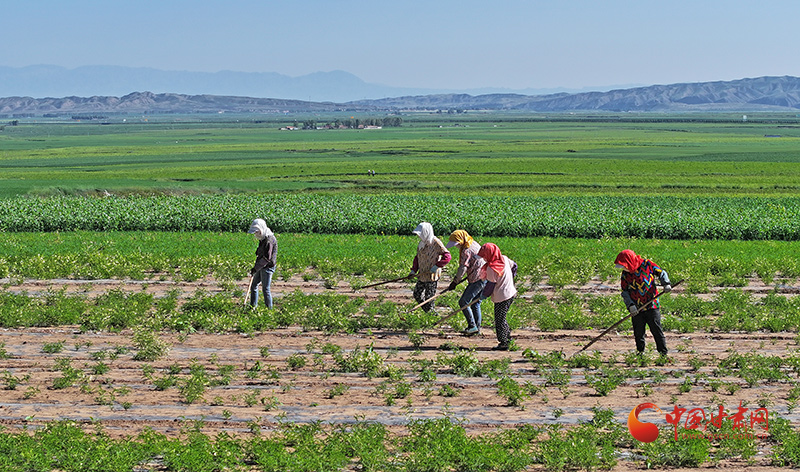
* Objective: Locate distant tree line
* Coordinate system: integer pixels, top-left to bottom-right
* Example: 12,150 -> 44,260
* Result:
71,115 -> 110,120
294,116 -> 403,130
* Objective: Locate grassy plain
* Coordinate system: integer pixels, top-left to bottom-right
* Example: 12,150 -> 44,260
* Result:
2,114 -> 800,197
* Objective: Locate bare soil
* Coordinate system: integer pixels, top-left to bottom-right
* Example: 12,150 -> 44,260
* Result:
1,276 -> 798,470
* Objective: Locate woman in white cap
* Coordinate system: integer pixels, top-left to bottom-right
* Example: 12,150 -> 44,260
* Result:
409,222 -> 451,312
247,218 -> 278,308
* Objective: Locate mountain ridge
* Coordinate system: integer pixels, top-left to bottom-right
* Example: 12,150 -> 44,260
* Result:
349,76 -> 800,112
2,76 -> 800,115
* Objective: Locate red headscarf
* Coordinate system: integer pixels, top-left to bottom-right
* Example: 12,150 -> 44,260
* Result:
478,243 -> 506,277
614,249 -> 644,273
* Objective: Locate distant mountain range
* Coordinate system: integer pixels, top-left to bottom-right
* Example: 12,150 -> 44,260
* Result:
0,65 -> 587,103
2,74 -> 800,116
350,76 -> 800,112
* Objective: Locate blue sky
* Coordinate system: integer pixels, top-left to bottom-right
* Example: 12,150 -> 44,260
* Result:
5,0 -> 799,91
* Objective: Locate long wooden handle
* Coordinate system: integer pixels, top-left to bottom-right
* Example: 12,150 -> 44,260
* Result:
432,297 -> 482,327
355,274 -> 414,290
243,275 -> 253,306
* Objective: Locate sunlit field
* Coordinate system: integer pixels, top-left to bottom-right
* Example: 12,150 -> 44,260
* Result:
2,113 -> 800,470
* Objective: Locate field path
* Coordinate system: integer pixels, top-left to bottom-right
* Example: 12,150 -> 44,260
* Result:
1,325 -> 797,438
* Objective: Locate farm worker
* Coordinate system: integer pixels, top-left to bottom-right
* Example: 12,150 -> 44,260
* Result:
478,243 -> 517,351
247,218 -> 278,308
446,230 -> 486,336
614,249 -> 672,355
409,222 -> 451,312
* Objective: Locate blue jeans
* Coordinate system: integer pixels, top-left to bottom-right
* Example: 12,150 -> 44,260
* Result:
460,280 -> 486,329
250,267 -> 275,308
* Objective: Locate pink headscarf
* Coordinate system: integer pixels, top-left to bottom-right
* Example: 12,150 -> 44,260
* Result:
478,243 -> 505,277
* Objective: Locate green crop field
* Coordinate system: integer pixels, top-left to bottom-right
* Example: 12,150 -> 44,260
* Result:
2,114 -> 800,197
5,113 -> 800,470
3,230 -> 800,291
5,194 -> 800,240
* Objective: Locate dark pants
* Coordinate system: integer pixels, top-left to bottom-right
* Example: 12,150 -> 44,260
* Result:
494,297 -> 514,345
632,308 -> 668,355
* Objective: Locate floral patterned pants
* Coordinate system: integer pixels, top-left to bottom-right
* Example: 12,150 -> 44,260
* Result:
413,281 -> 438,312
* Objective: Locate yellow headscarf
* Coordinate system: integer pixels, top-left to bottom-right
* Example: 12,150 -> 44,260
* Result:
448,230 -> 474,250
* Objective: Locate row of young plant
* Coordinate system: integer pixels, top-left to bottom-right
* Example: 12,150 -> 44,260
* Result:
5,231 -> 800,292
1,412 -> 798,471
523,345 -> 800,402
14,332 -> 798,409
4,194 -> 800,239
2,287 -> 800,335
538,288 -> 800,334
6,327 -> 798,414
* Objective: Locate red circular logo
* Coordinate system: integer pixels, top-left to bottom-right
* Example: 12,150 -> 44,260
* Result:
628,402 -> 662,443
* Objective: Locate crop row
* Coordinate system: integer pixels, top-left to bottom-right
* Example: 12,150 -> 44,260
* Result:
2,288 -> 800,335
10,330 -> 800,409
4,232 -> 800,295
2,413 -> 796,471
4,195 -> 800,239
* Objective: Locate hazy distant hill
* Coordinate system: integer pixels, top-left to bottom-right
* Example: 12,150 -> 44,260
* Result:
0,65 -> 596,102
2,76 -> 800,115
0,65 -> 407,103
